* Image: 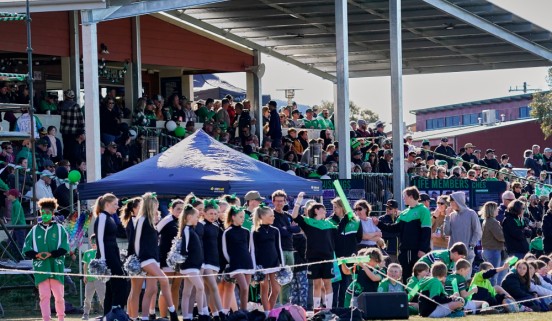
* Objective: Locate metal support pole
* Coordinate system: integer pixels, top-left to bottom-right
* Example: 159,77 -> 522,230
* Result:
335,0 -> 350,179
128,16 -> 143,111
25,0 -> 38,212
81,17 -> 102,182
247,50 -> 263,141
69,11 -> 81,104
390,0 -> 405,208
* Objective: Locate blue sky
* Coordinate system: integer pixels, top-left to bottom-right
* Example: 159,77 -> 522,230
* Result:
216,0 -> 552,124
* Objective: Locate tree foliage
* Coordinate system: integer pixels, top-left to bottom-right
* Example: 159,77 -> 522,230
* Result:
530,67 -> 552,139
320,100 -> 379,123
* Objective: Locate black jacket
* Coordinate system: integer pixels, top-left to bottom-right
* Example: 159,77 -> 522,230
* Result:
273,210 -> 300,251
133,216 -> 160,264
502,212 -> 530,254
543,212 -> 552,254
501,272 -> 533,300
434,145 -> 456,168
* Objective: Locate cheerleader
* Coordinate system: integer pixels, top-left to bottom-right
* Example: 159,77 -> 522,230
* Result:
202,199 -> 224,316
133,193 -> 178,321
216,200 -> 238,311
223,194 -> 241,207
157,199 -> 185,319
252,205 -> 284,311
222,205 -> 256,310
179,204 -> 207,321
292,192 -> 336,309
93,193 -> 128,315
23,198 -> 69,321
183,193 -> 205,316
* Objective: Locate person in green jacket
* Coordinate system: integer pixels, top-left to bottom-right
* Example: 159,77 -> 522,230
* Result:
39,93 -> 58,114
22,198 -> 70,321
7,188 -> 25,251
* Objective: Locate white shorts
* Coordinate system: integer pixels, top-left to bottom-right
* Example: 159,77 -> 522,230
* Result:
180,268 -> 200,275
162,266 -> 175,273
141,259 -> 160,268
202,264 -> 220,272
229,269 -> 255,277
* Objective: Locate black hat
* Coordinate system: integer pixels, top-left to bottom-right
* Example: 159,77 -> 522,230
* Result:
486,149 -> 495,154
386,199 -> 399,209
427,155 -> 435,161
441,137 -> 448,142
268,100 -> 277,107
419,193 -> 431,202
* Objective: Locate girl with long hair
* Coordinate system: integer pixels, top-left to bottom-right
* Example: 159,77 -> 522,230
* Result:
501,260 -> 539,311
222,206 -> 255,310
119,197 -> 146,320
502,199 -> 531,259
157,199 -> 185,318
292,192 -> 336,309
179,205 -> 206,321
252,205 -> 284,311
93,193 -> 127,315
133,193 -> 178,321
216,200 -> 237,311
431,195 -> 450,251
201,199 -> 224,317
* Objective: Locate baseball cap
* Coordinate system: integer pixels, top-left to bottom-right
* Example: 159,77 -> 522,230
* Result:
375,121 -> 385,128
422,140 -> 430,146
486,149 -> 495,154
305,108 -> 313,113
544,147 -> 552,153
244,191 -> 265,201
41,170 -> 53,177
108,142 -> 118,148
37,138 -> 49,146
419,193 -> 431,202
353,150 -> 363,156
386,199 -> 399,209
441,137 -> 448,142
464,143 -> 476,149
357,119 -> 367,126
64,89 -> 75,98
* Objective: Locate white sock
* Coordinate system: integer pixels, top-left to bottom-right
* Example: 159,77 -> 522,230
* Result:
168,306 -> 175,313
186,313 -> 194,319
324,293 -> 333,308
202,307 -> 209,315
142,317 -> 149,321
150,309 -> 156,314
313,296 -> 321,308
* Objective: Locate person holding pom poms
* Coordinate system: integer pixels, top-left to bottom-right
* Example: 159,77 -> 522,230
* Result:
23,198 -> 70,321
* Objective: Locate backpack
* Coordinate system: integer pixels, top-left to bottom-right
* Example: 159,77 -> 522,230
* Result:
268,304 -> 307,321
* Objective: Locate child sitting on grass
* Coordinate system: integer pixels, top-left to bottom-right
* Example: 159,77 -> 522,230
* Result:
343,247 -> 385,307
470,261 -> 517,313
406,261 -> 430,315
377,263 -> 404,293
418,262 -> 464,318
530,229 -> 544,257
418,242 -> 467,274
444,259 -> 491,314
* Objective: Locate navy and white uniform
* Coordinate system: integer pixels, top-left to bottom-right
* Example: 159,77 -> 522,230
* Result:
201,220 -> 220,271
125,216 -> 138,256
157,214 -> 179,272
133,215 -> 160,268
217,219 -> 227,269
222,224 -> 256,275
252,224 -> 284,273
179,225 -> 204,274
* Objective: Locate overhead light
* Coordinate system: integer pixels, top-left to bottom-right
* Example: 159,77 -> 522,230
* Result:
443,23 -> 455,30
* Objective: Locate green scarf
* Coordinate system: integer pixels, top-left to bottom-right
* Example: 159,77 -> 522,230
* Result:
303,216 -> 337,230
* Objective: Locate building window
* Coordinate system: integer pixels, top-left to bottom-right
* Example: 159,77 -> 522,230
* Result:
426,118 -> 445,130
462,113 -> 480,125
445,116 -> 460,127
519,106 -> 531,119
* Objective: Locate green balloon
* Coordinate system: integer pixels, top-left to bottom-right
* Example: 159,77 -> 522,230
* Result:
174,126 -> 186,137
68,170 -> 81,184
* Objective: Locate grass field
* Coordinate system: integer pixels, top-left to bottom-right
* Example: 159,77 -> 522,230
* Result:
2,314 -> 549,321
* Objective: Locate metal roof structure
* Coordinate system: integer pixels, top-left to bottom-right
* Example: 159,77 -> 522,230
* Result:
410,90 -> 550,115
166,0 -> 552,81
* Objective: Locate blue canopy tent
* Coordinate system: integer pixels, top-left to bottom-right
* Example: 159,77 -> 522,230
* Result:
79,130 -> 321,199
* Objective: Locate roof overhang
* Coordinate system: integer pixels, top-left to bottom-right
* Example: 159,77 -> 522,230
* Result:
0,0 -> 107,13
166,0 -> 552,81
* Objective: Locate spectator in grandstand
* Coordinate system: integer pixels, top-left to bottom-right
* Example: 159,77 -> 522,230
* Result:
481,149 -> 501,170
378,150 -> 393,174
543,147 -> 552,172
303,108 -> 319,129
317,109 -> 334,130
461,143 -> 478,171
502,200 -> 531,259
40,92 -> 58,114
267,101 -> 282,150
354,119 -> 371,138
497,191 -> 515,223
0,142 -> 15,164
65,129 -> 86,168
99,97 -> 121,145
434,138 -> 456,168
524,149 -> 541,177
499,154 -> 510,169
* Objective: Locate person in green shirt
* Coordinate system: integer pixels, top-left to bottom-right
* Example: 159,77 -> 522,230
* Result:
39,93 -> 58,114
7,188 -> 25,251
316,108 -> 334,130
444,259 -> 487,313
377,263 -> 404,293
22,197 -> 69,321
405,261 -> 430,315
82,234 -> 106,320
530,229 -> 544,257
418,242 -> 467,275
469,261 -> 516,311
418,262 -> 464,317
303,109 -> 320,129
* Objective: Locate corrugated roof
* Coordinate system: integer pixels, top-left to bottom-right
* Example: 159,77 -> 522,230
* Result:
166,0 -> 552,80
410,91 -> 550,115
411,117 -> 536,141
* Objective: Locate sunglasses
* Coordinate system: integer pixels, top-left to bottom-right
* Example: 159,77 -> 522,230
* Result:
438,202 -> 446,205
469,175 -> 475,178
354,207 -> 364,212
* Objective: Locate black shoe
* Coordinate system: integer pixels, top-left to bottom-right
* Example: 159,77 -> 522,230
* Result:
169,311 -> 180,321
198,315 -> 211,321
218,311 -> 227,321
149,313 -> 157,320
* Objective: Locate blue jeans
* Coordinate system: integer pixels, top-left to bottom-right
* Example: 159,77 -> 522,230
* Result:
482,249 -> 506,286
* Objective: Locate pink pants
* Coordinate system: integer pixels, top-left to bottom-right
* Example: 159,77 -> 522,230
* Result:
38,279 -> 65,321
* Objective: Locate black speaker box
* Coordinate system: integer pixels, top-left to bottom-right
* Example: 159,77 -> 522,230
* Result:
356,292 -> 409,320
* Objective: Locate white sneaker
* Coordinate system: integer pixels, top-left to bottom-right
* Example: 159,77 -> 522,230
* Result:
82,313 -> 89,320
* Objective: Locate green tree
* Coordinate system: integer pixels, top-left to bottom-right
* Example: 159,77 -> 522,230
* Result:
530,67 -> 552,139
320,100 -> 379,123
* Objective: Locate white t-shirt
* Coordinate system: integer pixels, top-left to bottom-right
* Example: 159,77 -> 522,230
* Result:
359,218 -> 381,246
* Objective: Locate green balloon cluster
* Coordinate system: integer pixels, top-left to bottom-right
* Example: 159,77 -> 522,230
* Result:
68,170 -> 81,184
174,126 -> 186,137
